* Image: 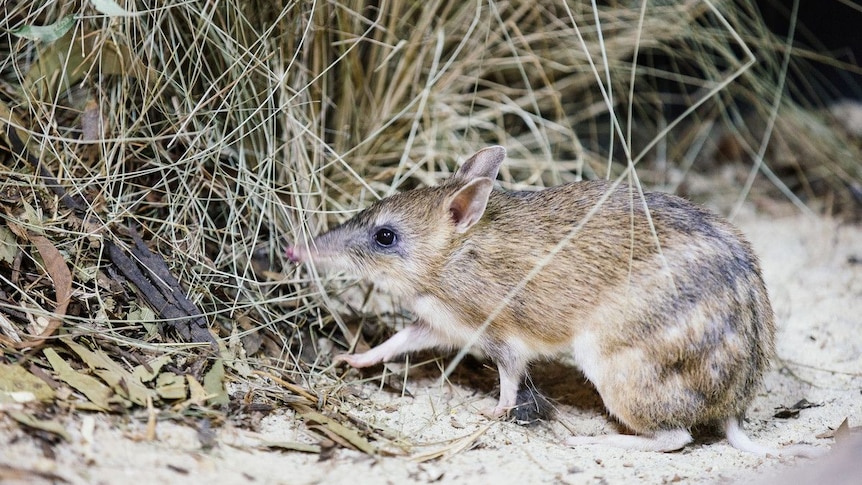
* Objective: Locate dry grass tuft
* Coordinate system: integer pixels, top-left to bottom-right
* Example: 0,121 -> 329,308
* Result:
0,0 -> 860,453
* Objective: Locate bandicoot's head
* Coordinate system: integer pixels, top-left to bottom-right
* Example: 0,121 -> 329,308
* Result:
286,146 -> 505,294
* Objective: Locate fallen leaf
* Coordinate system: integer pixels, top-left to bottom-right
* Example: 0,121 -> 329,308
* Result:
773,398 -> 821,419
25,31 -> 159,103
155,372 -> 186,400
412,424 -> 491,462
224,327 -> 253,377
298,406 -> 378,455
0,363 -> 55,403
203,359 -> 229,406
260,441 -> 321,454
61,338 -> 152,406
44,348 -> 112,410
0,313 -> 21,344
2,226 -> 74,347
252,370 -> 317,404
7,411 -> 71,441
127,305 -> 159,341
0,102 -> 31,156
131,354 -> 172,383
306,424 -> 359,451
186,375 -> 212,404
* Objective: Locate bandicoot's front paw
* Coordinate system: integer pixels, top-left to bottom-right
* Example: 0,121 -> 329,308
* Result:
333,352 -> 382,369
480,405 -> 510,420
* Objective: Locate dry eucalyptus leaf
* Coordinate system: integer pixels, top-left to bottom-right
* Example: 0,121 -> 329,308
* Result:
30,316 -> 51,336
298,407 -> 377,455
24,30 -> 158,102
62,338 -> 153,406
203,359 -> 229,406
186,375 -> 210,404
131,354 -> 172,383
7,411 -> 71,441
44,348 -> 112,410
155,372 -> 187,400
127,305 -> 158,341
2,227 -> 75,346
224,329 -> 253,377
412,424 -> 492,463
0,364 -> 55,403
260,441 -> 321,454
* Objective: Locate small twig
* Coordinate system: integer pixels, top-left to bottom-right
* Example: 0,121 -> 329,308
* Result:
253,369 -> 318,403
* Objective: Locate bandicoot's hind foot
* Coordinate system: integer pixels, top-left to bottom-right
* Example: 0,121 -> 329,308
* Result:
723,417 -> 827,458
566,429 -> 693,453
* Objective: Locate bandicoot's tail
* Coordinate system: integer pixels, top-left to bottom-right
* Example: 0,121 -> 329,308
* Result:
724,416 -> 824,458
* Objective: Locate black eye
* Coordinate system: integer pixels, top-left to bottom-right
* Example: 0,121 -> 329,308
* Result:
373,227 -> 397,247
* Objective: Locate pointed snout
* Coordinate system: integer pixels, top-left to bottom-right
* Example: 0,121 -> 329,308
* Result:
286,229 -> 344,266
285,244 -> 307,263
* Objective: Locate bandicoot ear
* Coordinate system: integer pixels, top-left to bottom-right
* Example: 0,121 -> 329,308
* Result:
448,178 -> 494,233
455,146 -> 505,181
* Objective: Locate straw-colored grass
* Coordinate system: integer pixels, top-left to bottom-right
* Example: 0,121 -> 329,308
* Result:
1,0 -> 860,450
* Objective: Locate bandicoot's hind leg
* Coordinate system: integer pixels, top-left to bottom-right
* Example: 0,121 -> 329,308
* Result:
566,428 -> 693,452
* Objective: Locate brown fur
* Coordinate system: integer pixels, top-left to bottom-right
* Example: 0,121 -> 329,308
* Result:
288,146 -> 797,453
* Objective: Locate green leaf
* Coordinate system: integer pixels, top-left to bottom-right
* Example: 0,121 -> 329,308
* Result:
10,15 -> 76,42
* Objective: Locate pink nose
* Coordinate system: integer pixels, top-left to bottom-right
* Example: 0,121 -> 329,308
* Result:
286,246 -> 301,263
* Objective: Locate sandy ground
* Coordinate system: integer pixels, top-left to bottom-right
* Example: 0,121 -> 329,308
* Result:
2,205 -> 861,485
